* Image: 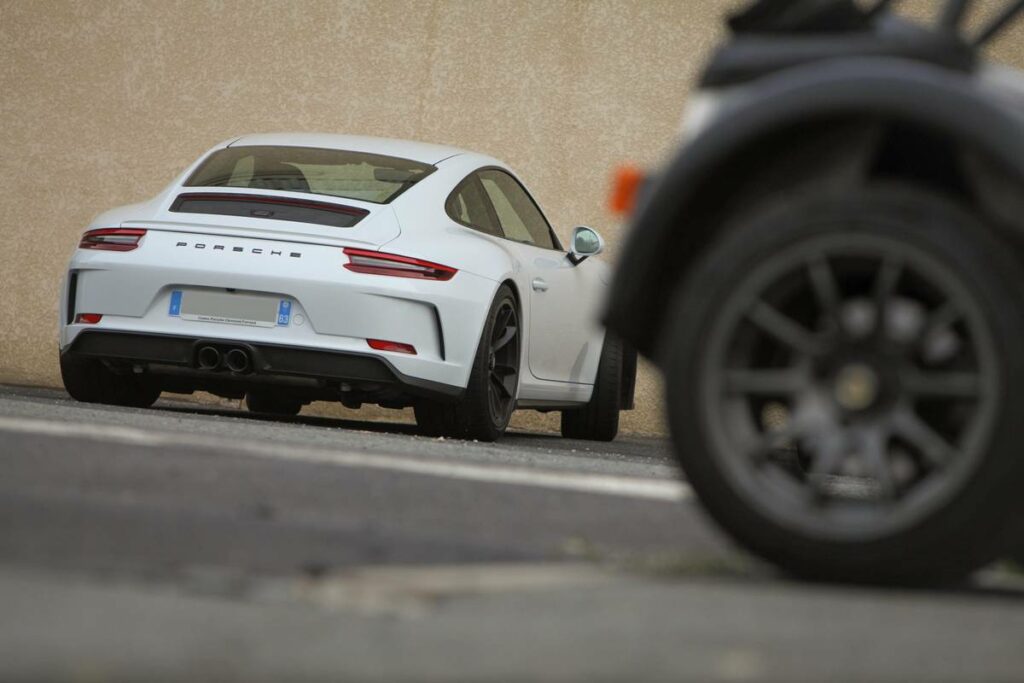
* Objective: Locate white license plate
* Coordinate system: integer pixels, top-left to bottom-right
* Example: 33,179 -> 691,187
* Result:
168,290 -> 291,328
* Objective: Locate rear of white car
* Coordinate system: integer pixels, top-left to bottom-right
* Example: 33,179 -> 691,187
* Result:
59,136 -> 498,411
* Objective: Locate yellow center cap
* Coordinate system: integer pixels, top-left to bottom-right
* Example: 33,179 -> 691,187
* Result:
835,364 -> 879,411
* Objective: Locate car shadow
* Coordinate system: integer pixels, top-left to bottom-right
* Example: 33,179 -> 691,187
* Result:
150,399 -> 572,442
153,400 -> 423,436
147,399 -> 674,461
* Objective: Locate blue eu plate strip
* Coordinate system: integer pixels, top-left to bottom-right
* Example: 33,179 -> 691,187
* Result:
168,290 -> 182,317
277,300 -> 291,326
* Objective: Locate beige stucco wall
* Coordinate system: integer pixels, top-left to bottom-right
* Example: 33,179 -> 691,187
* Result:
1,0 -> 1022,434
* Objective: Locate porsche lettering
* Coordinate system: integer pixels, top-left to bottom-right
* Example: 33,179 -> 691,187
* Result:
174,241 -> 300,258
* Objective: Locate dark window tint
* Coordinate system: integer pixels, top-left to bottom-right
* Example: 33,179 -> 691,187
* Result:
446,176 -> 502,237
477,170 -> 555,250
185,146 -> 436,204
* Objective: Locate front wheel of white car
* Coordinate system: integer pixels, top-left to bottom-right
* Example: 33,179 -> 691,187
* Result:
415,285 -> 520,442
560,333 -> 622,441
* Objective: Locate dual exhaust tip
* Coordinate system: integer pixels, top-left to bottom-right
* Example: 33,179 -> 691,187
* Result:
197,345 -> 251,374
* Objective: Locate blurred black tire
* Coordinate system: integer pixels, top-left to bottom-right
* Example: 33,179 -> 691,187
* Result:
661,184 -> 1024,584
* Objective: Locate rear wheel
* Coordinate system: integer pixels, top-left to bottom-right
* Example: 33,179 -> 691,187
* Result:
560,333 -> 622,441
415,285 -> 520,441
662,185 -> 1024,584
60,353 -> 161,408
245,392 -> 302,417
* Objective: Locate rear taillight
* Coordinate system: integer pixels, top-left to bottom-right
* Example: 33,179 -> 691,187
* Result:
74,313 -> 102,324
367,339 -> 417,355
343,248 -> 456,281
79,228 -> 147,252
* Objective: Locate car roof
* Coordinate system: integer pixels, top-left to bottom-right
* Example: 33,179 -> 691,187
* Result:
227,133 -> 468,165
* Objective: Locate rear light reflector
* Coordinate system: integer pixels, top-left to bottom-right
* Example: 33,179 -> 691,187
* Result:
367,339 -> 417,355
344,248 -> 456,281
79,228 -> 147,251
74,313 -> 102,324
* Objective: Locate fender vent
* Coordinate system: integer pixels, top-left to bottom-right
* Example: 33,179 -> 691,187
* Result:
66,271 -> 79,324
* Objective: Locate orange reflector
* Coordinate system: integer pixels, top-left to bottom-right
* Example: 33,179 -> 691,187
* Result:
367,339 -> 417,355
608,165 -> 645,216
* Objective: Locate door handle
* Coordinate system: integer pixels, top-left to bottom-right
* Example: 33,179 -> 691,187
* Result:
531,278 -> 549,292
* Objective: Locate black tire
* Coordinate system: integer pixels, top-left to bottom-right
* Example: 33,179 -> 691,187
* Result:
560,332 -> 622,441
415,285 -> 520,442
246,392 -> 302,417
60,353 -> 161,408
661,184 -> 1024,584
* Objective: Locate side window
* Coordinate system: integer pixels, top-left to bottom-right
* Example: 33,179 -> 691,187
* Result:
478,170 -> 556,250
446,176 -> 501,237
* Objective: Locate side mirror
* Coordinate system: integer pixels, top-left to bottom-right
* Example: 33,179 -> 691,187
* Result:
569,226 -> 604,265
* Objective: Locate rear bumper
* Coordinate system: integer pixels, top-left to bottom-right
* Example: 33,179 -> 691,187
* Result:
61,227 -> 501,390
63,330 -> 463,402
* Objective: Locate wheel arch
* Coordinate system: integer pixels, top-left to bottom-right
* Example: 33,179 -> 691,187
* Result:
604,58 -> 1024,359
500,277 -> 522,312
466,276 -> 524,384
498,277 -> 526,383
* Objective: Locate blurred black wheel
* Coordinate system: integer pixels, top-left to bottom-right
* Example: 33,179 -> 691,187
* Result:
661,185 -> 1024,583
1008,541 -> 1024,569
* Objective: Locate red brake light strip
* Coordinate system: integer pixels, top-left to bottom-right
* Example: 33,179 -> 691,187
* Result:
343,248 -> 456,281
79,228 -> 147,252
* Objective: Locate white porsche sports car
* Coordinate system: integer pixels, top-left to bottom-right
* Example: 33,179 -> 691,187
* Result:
59,134 -> 636,441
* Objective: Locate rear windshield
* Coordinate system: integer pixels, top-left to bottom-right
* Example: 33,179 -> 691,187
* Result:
184,145 -> 436,204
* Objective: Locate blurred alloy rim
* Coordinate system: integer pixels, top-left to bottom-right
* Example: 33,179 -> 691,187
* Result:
700,232 -> 999,541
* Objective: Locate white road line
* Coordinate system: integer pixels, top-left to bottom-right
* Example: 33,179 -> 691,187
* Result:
0,416 -> 691,503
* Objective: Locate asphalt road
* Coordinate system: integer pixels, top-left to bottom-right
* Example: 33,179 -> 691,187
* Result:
1,385 -> 1023,682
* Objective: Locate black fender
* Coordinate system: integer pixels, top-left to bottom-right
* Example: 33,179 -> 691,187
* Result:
604,57 -> 1024,359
